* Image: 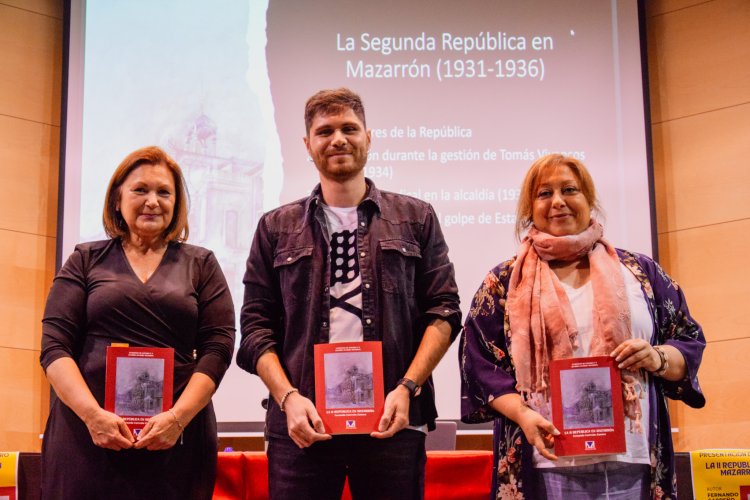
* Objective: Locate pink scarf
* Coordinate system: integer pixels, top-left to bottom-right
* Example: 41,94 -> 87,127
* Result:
507,222 -> 631,395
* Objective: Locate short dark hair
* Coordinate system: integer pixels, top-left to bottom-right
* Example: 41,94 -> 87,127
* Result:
102,146 -> 190,242
304,88 -> 366,134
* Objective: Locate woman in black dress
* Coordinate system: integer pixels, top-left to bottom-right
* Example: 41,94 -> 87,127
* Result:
40,146 -> 235,499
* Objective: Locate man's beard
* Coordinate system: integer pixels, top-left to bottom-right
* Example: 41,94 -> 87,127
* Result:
316,154 -> 367,182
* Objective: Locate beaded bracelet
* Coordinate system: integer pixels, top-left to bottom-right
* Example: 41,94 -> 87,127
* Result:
653,346 -> 669,376
279,388 -> 299,413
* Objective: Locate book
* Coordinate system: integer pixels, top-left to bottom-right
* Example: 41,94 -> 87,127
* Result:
549,356 -> 626,456
0,451 -> 18,500
104,346 -> 174,436
314,341 -> 384,434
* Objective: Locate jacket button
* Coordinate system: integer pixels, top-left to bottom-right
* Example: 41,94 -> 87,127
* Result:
365,318 -> 372,325
360,251 -> 366,257
364,283 -> 370,289
286,257 -> 292,262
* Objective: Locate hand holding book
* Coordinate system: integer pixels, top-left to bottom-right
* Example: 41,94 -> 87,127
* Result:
44,356 -> 135,451
283,392 -> 332,449
133,371 -> 223,451
132,410 -> 184,451
610,338 -> 660,372
83,406 -> 135,451
370,384 -> 410,439
490,393 -> 560,461
516,404 -> 560,461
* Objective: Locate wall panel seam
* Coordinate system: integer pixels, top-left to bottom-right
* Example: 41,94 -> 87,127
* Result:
0,2 -> 62,20
704,338 -> 749,344
0,113 -> 62,129
0,346 -> 42,353
0,227 -> 57,239
647,0 -> 716,19
657,217 -> 750,236
651,100 -> 750,126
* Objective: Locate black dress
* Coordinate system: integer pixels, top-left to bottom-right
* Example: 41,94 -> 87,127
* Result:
40,239 -> 235,500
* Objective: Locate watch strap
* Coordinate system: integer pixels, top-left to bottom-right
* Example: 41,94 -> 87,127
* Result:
397,377 -> 421,398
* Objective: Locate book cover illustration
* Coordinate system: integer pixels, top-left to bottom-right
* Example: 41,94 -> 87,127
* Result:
104,346 -> 174,435
549,356 -> 626,456
314,341 -> 384,434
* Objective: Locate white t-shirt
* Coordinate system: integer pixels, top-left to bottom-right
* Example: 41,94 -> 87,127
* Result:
320,203 -> 428,434
532,263 -> 653,468
320,204 -> 363,343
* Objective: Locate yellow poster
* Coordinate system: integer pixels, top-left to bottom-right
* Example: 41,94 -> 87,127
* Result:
691,449 -> 750,500
0,451 -> 18,500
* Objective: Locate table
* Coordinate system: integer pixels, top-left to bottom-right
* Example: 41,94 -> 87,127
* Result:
213,450 -> 493,500
11,451 -> 697,499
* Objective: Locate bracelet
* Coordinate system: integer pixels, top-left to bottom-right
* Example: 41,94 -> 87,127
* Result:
168,408 -> 184,432
279,388 -> 299,413
653,346 -> 669,376
168,408 -> 185,445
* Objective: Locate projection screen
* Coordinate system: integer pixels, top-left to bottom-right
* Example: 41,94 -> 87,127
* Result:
60,0 -> 654,428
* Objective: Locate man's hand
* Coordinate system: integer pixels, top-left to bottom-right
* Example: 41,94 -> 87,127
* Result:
284,392 -> 332,448
83,407 -> 134,451
133,411 -> 182,451
370,384 -> 410,439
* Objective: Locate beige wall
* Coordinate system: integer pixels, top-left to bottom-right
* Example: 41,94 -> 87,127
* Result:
0,0 -> 62,451
0,0 -> 747,452
647,0 -> 750,450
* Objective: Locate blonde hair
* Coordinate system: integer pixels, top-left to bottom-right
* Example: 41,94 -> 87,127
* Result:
515,154 -> 600,239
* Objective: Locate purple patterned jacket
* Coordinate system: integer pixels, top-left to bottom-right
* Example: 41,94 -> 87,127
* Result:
459,249 -> 705,499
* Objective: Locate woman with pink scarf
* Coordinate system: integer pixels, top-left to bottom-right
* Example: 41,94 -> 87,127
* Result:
459,154 -> 705,499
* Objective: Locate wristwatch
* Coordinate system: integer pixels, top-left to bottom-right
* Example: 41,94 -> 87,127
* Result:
397,377 -> 422,398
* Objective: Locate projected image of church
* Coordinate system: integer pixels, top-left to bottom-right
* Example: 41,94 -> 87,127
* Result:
561,368 -> 614,429
324,353 -> 375,409
167,111 -> 264,315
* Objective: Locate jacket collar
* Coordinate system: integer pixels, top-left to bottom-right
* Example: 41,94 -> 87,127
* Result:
305,178 -> 381,215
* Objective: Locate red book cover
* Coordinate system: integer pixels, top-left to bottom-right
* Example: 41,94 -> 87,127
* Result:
104,346 -> 174,436
549,356 -> 626,456
314,341 -> 384,434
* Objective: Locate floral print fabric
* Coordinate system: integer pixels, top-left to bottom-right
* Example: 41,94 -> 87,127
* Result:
459,249 -> 706,499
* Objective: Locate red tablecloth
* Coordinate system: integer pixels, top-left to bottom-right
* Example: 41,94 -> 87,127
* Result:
213,450 -> 492,500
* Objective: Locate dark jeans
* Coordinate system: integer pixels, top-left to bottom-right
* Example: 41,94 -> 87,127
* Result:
267,429 -> 426,500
